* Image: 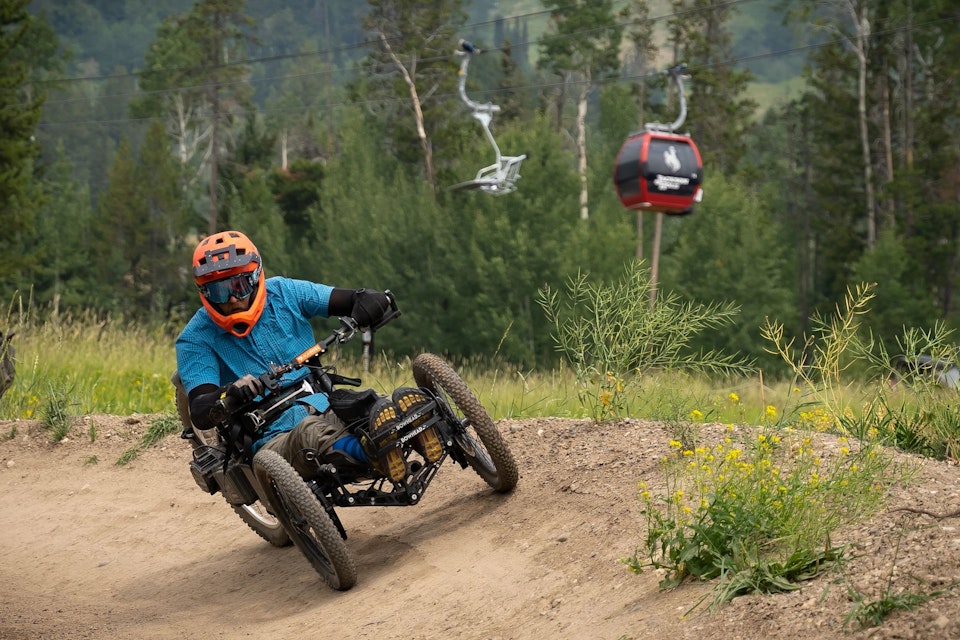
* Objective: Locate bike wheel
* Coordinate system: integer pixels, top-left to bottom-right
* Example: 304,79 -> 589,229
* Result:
175,376 -> 291,548
412,353 -> 518,492
252,448 -> 357,591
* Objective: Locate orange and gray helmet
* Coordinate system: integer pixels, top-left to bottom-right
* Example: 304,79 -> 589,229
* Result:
192,230 -> 266,338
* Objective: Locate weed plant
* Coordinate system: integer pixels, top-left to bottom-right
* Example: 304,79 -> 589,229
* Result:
625,425 -> 903,611
857,323 -> 960,459
538,261 -> 753,421
764,283 -> 960,461
626,284 -> 938,612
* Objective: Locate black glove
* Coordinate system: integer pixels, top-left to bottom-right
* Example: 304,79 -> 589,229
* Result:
225,374 -> 264,404
351,289 -> 390,327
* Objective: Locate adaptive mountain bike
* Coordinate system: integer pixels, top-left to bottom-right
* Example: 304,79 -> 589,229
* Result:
173,295 -> 518,590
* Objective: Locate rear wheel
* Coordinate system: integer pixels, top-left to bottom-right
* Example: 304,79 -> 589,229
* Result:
253,448 -> 357,591
412,353 -> 518,492
174,375 -> 291,547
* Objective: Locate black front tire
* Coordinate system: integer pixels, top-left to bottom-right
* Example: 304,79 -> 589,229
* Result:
412,353 -> 518,492
253,448 -> 357,591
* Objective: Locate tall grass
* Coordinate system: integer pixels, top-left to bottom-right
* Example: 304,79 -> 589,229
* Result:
0,306 -> 178,419
0,306 -> 903,429
0,306 -> 593,422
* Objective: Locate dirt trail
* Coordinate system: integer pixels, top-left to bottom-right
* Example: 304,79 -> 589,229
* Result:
1,415 -> 959,640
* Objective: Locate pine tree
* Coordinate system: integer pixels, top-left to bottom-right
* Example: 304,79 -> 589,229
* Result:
0,0 -> 50,285
360,0 -> 468,194
32,143 -> 95,314
137,120 -> 192,318
134,0 -> 257,235
674,0 -> 756,173
90,137 -> 140,313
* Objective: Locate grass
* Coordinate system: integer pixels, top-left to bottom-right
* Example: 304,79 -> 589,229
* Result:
115,413 -> 182,466
0,308 -> 177,419
0,308 -> 790,425
844,534 -> 950,630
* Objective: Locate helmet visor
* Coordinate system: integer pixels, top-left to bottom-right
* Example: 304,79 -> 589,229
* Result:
199,270 -> 259,304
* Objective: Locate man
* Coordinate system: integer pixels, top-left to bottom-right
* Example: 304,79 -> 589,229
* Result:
175,230 -> 440,483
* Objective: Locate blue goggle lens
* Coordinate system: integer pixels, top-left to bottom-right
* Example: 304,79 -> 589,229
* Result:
200,272 -> 258,304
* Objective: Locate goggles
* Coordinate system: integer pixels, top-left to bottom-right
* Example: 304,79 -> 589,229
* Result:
199,269 -> 260,305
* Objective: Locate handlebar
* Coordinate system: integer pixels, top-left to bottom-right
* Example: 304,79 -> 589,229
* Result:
212,290 -> 401,424
264,289 -> 400,383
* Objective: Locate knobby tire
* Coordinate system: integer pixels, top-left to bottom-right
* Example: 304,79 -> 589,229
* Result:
253,448 -> 357,591
412,353 -> 518,492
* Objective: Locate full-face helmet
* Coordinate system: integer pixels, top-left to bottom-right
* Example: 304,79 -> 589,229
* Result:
192,230 -> 266,338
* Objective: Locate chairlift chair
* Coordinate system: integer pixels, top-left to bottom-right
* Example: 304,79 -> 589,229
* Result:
613,64 -> 703,215
449,40 -> 526,195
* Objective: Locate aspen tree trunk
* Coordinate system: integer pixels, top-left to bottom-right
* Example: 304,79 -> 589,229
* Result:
848,0 -> 876,248
904,0 -> 914,172
576,71 -> 590,221
378,32 -> 435,193
881,76 -> 895,229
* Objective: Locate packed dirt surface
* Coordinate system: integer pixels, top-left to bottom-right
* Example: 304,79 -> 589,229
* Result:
1,414 -> 959,640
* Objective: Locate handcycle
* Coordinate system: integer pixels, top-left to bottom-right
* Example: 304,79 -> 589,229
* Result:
173,295 -> 518,590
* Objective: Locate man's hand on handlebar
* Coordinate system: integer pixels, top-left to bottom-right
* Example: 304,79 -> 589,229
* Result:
351,289 -> 391,327
226,374 -> 265,404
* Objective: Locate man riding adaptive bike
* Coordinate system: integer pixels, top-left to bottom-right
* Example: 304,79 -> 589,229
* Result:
175,230 -> 441,482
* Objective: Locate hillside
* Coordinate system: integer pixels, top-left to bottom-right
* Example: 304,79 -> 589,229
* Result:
1,414 -> 959,639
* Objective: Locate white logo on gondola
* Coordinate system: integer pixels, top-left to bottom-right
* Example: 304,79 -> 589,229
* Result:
664,145 -> 682,173
653,175 -> 690,190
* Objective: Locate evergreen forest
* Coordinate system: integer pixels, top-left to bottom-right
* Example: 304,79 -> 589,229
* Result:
3,0 -> 959,373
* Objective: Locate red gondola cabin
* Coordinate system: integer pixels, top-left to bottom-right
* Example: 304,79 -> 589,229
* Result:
614,130 -> 703,215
